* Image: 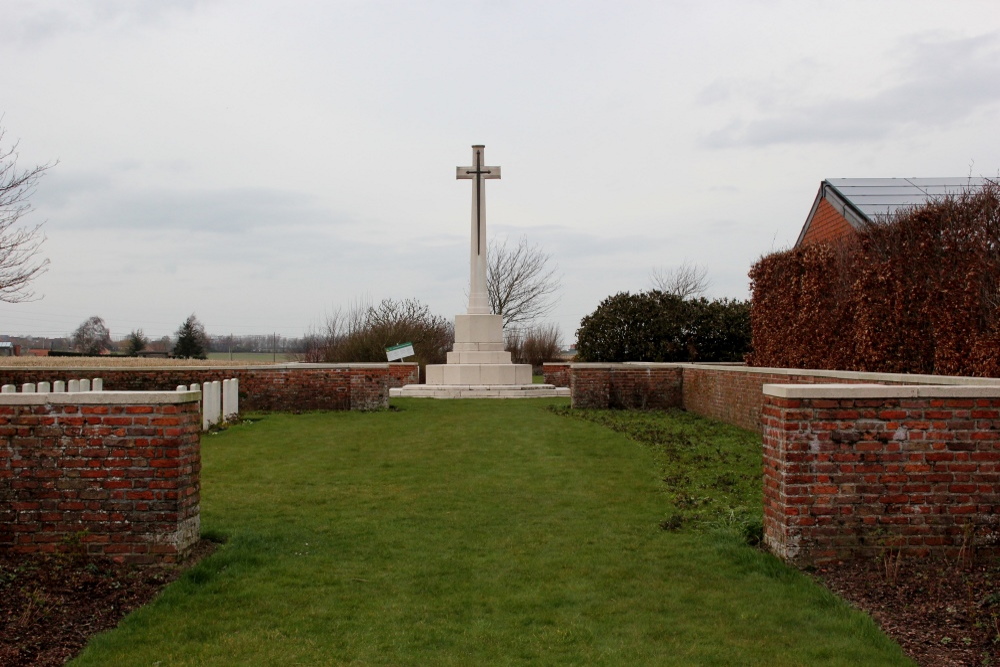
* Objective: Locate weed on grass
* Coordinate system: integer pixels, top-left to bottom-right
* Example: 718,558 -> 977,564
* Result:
551,407 -> 762,537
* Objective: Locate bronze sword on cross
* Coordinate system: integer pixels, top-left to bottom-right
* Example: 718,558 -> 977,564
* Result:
457,145 -> 501,256
457,145 -> 501,315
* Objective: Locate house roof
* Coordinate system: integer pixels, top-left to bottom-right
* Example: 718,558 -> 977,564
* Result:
795,177 -> 992,247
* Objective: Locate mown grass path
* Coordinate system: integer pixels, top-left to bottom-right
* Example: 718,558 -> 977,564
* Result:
73,399 -> 912,666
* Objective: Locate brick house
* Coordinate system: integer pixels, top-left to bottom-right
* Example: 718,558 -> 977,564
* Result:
795,177 -> 991,247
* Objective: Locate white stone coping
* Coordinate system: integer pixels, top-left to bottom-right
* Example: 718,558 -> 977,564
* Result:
701,363 -> 1000,385
0,390 -> 201,405
404,383 -> 557,390
763,383 -> 1000,399
569,363 -> 685,371
0,362 -> 409,372
392,384 -> 569,399
567,362 -> 1000,386
267,363 -> 413,369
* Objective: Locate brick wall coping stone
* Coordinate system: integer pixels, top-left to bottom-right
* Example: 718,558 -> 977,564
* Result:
0,390 -> 200,405
0,362 -> 405,372
680,362 -> 1000,385
569,361 -> 1000,386
763,382 -> 1000,398
570,363 -> 654,369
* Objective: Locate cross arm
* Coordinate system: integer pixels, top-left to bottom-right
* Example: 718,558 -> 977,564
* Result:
456,166 -> 502,179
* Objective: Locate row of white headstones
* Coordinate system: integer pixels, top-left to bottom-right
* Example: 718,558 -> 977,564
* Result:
178,380 -> 240,431
2,378 -> 107,393
0,377 -> 239,432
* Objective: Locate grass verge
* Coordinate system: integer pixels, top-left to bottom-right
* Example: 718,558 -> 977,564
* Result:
552,407 -> 763,538
72,400 -> 912,666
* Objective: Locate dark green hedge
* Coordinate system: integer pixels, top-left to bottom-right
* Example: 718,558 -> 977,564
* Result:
575,292 -> 750,363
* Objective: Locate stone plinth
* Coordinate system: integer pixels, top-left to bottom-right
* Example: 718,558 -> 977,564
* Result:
392,384 -> 570,399
425,362 -> 532,385
424,312 -> 532,387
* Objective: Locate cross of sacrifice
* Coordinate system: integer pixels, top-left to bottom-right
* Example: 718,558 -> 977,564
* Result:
456,145 -> 501,315
456,145 -> 501,256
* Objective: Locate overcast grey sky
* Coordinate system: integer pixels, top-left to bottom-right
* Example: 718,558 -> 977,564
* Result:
2,0 -> 999,342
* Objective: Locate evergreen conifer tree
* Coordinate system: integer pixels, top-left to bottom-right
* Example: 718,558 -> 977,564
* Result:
173,314 -> 208,359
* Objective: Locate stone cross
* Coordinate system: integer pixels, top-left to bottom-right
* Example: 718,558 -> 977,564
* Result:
457,145 -> 500,315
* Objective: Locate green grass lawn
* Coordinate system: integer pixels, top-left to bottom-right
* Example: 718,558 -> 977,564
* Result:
72,400 -> 912,666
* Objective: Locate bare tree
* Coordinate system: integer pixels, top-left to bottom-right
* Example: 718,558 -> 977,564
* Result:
505,322 -> 563,368
649,261 -> 710,300
72,316 -> 112,355
0,125 -> 53,303
304,296 -> 453,376
488,235 -> 561,329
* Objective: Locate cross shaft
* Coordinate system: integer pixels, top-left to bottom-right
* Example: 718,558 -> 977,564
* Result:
456,145 -> 501,314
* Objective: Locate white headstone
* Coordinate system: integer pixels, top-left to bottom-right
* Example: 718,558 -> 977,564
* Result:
68,379 -> 80,392
203,380 -> 221,430
223,378 -> 239,422
80,379 -> 91,392
38,382 -> 51,393
21,383 -> 35,393
53,381 -> 65,393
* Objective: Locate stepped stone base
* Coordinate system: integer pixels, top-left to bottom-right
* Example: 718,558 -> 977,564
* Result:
422,312 -> 547,396
426,362 -> 532,385
392,384 -> 570,399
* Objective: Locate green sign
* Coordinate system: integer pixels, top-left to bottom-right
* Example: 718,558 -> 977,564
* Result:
385,342 -> 415,361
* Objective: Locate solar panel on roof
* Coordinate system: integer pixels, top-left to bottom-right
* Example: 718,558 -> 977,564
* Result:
825,178 -> 991,221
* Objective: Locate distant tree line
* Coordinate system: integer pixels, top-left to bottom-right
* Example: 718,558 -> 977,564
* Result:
207,334 -> 309,355
63,314 -> 219,359
42,233 -> 568,371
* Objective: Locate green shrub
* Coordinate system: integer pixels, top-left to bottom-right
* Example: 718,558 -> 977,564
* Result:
576,291 -> 750,363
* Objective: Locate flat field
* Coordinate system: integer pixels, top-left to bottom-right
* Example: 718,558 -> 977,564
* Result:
71,399 -> 911,666
205,352 -> 296,362
0,357 -> 266,367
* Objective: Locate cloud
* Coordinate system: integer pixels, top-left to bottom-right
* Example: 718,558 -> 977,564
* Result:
701,32 -> 1000,148
37,171 -> 351,235
1,0 -> 209,43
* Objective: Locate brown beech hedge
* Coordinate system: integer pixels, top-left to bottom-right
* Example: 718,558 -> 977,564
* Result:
748,180 -> 1000,376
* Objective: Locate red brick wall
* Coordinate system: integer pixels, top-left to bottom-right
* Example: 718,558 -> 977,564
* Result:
570,364 -> 682,410
566,363 -> 924,425
0,392 -> 201,564
0,364 -> 415,412
801,198 -> 856,246
762,387 -> 1000,564
568,363 -> 1000,428
680,366 -> 920,431
542,363 -> 570,388
388,363 -> 419,388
